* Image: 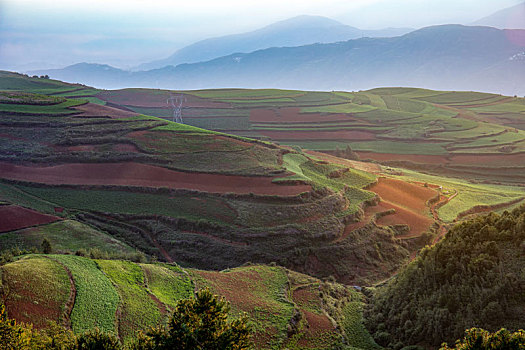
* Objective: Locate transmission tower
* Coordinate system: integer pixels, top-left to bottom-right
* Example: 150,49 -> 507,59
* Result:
167,93 -> 186,123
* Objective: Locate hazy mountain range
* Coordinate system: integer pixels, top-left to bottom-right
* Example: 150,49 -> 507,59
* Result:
135,16 -> 413,71
33,24 -> 525,96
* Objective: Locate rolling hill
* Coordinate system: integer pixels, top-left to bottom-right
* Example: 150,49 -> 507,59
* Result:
0,71 -> 428,286
32,25 -> 525,96
1,73 -> 524,349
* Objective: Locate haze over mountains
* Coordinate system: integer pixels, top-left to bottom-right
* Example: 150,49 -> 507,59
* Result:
472,1 -> 525,29
33,25 -> 525,96
135,16 -> 413,71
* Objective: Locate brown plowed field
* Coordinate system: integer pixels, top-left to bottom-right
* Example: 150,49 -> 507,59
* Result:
369,178 -> 437,212
375,201 -> 434,235
0,205 -> 60,232
250,108 -> 360,123
357,152 -> 449,164
364,177 -> 437,235
0,162 -> 311,196
259,130 -> 376,141
73,103 -> 139,119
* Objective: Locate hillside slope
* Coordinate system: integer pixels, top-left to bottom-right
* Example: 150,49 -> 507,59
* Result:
365,205 -> 525,348
0,255 -> 380,349
472,2 -> 525,29
0,72 -> 420,285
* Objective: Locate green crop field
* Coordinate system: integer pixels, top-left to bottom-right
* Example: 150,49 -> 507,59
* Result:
0,220 -> 135,254
50,254 -> 119,334
97,260 -> 162,343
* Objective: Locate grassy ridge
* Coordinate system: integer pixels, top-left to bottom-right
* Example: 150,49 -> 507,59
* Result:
97,260 -> 162,343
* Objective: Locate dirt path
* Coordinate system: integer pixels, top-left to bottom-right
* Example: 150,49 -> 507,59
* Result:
47,257 -> 77,330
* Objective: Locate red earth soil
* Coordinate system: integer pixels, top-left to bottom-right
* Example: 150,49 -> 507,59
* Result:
375,201 -> 434,236
357,152 -> 449,165
449,153 -> 525,165
0,205 -> 60,233
73,103 -> 139,119
192,269 -> 278,347
0,162 -> 311,196
250,108 -> 364,124
97,91 -> 230,108
259,130 -> 376,141
369,177 -> 437,213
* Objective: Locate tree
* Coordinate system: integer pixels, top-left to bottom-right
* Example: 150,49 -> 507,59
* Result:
440,328 -> 525,350
135,288 -> 252,350
76,328 -> 121,350
41,238 -> 52,254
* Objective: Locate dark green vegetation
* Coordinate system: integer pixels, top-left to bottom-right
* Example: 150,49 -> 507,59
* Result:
440,328 -> 525,350
0,255 -> 378,349
365,205 -> 525,349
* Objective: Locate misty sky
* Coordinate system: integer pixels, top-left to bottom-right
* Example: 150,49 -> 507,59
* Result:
0,0 -> 522,71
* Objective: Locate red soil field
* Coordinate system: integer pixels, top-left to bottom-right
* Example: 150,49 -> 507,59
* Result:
259,130 -> 376,141
250,108 -> 362,124
357,152 -> 449,165
375,201 -> 434,235
369,177 -> 437,213
0,205 -> 60,233
97,91 -> 230,108
192,269 -> 280,347
450,153 -> 525,165
0,162 -> 311,196
73,103 -> 139,119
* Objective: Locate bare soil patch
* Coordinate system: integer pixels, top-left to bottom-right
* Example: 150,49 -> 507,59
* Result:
0,162 -> 311,196
0,205 -> 60,232
73,103 -> 139,119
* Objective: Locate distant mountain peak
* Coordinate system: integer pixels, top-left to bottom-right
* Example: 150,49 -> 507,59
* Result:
472,2 -> 525,29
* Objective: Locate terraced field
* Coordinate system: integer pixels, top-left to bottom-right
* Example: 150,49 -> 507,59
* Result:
93,86 -> 525,185
0,72 -> 421,286
2,71 -> 523,285
0,255 -> 379,349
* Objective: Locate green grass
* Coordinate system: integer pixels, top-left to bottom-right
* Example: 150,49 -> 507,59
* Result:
50,254 -> 119,334
0,182 -> 64,215
97,260 -> 162,342
0,220 -> 134,254
0,99 -> 85,114
140,263 -> 193,310
13,185 -> 236,225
